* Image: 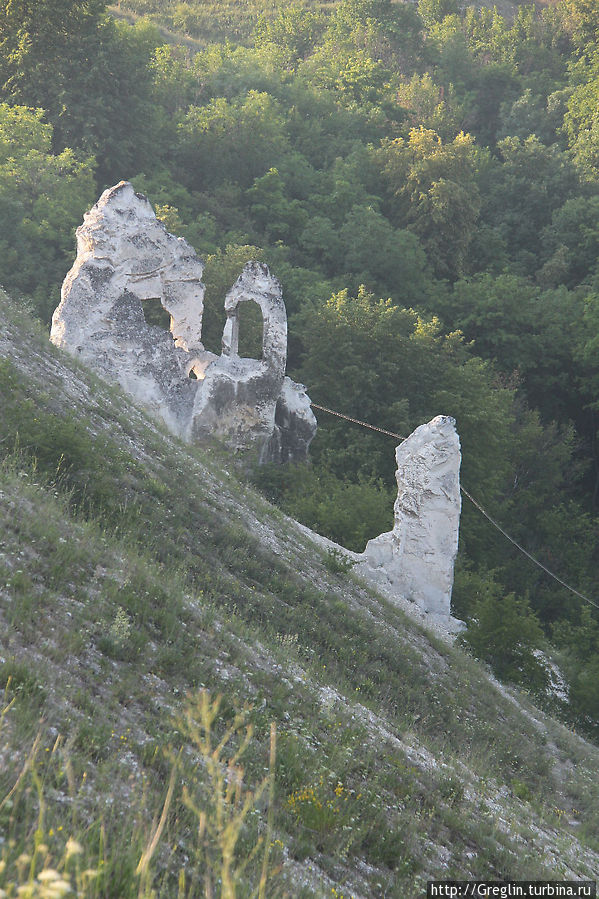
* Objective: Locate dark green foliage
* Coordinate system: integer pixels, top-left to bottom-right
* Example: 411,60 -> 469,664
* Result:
553,607 -> 599,735
176,90 -> 291,193
570,657 -> 599,730
0,0 -> 107,117
433,274 -> 586,422
460,593 -> 548,693
540,196 -> 599,287
0,104 -> 95,320
378,127 -> 485,280
295,286 -> 515,496
483,135 -> 580,265
0,2 -> 159,180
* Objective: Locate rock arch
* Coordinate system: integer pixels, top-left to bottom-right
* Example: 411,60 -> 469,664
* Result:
221,261 -> 287,371
189,263 -> 291,460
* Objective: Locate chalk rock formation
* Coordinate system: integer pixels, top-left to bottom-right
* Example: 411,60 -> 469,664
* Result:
50,181 -> 208,437
356,416 -> 461,618
190,261 -> 286,459
51,181 -> 316,462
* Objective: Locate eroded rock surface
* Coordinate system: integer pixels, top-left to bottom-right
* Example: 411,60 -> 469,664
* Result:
51,181 -> 316,462
356,416 -> 462,619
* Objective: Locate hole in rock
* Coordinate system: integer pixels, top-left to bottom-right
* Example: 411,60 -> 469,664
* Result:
141,297 -> 171,331
237,300 -> 263,359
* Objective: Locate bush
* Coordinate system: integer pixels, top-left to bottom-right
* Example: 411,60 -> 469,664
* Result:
251,461 -> 393,552
324,547 -> 357,574
460,593 -> 548,693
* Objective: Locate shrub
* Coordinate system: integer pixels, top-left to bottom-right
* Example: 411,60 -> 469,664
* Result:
324,548 -> 357,575
460,593 -> 549,693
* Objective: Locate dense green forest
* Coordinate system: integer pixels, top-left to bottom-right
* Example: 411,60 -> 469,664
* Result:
1,0 -> 599,732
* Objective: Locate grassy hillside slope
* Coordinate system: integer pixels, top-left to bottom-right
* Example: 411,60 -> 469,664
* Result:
1,290 -> 598,897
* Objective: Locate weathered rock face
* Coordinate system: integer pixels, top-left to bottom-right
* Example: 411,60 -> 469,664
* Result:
51,181 -> 316,462
356,416 -> 462,618
51,181 -> 208,437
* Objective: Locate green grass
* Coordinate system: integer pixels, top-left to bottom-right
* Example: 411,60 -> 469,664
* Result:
1,290 -> 599,896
